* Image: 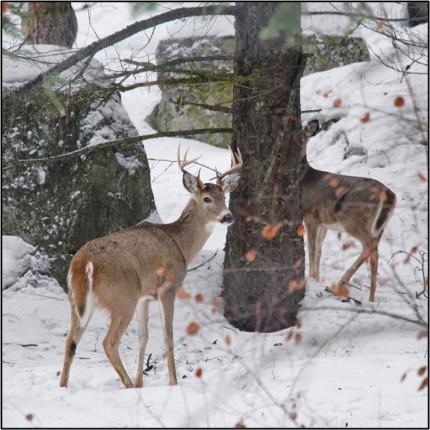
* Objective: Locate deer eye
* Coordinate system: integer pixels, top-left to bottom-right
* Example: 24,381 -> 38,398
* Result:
203,197 -> 212,203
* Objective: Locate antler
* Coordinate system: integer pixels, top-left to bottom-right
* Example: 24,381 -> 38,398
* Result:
215,146 -> 243,185
177,144 -> 201,175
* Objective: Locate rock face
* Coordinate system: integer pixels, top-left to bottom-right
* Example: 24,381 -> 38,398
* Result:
2,46 -> 155,287
147,35 -> 369,147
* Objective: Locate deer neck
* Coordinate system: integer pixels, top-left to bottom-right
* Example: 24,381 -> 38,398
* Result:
164,199 -> 213,266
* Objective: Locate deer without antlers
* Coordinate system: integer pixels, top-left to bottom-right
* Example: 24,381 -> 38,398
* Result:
60,146 -> 242,389
302,120 -> 396,302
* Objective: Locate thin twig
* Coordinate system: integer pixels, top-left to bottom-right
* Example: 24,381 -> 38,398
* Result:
188,250 -> 218,272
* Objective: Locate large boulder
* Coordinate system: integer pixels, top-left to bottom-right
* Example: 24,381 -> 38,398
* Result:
147,35 -> 369,147
2,46 -> 156,287
146,37 -> 234,148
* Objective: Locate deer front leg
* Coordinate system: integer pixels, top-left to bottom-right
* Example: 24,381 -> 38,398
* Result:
159,292 -> 177,386
135,299 -> 150,388
314,225 -> 327,282
305,216 -> 320,281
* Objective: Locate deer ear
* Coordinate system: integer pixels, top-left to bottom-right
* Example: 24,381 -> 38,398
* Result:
182,171 -> 201,194
222,172 -> 241,193
305,120 -> 320,137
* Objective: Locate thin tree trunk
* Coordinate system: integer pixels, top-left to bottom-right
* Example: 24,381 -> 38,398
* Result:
222,2 -> 306,332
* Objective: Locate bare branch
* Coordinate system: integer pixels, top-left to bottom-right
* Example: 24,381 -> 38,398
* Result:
171,98 -> 232,113
7,5 -> 236,97
124,54 -> 234,68
304,10 -> 427,23
4,128 -> 233,169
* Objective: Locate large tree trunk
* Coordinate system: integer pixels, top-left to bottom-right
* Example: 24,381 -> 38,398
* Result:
21,2 -> 77,47
222,2 -> 306,332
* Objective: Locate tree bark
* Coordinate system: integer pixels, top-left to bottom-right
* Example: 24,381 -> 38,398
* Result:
407,2 -> 428,27
222,2 -> 306,332
21,2 -> 78,48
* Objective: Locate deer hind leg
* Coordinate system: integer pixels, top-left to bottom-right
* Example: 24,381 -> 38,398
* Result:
60,309 -> 90,387
135,299 -> 150,388
305,216 -> 320,281
336,237 -> 378,294
369,239 -> 381,302
103,312 -> 134,389
159,292 -> 177,386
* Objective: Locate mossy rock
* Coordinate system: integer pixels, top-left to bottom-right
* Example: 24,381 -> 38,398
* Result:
2,67 -> 155,288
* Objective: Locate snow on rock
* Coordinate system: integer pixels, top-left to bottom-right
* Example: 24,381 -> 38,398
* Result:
2,235 -> 57,291
2,44 -> 105,90
2,236 -> 35,289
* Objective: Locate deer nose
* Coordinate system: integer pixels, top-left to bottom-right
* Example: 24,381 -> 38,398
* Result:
220,212 -> 234,224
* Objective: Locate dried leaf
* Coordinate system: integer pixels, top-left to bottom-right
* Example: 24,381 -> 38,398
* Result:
286,332 -> 294,341
323,90 -> 332,98
418,377 -> 428,391
296,224 -> 305,237
289,411 -> 297,421
262,223 -> 283,240
360,112 -> 370,123
186,321 -> 200,336
295,333 -> 302,345
410,245 -> 418,254
195,293 -> 204,303
333,98 -> 342,108
418,366 -> 427,376
417,173 -> 427,182
195,368 -> 203,378
244,250 -> 257,263
288,279 -> 305,293
417,330 -> 428,340
400,372 -> 407,382
25,414 -> 33,422
235,419 -> 246,428
329,178 -> 339,188
225,335 -> 231,346
176,287 -> 191,300
394,96 -> 405,107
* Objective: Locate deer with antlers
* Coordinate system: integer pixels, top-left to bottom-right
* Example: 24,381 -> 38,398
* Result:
60,146 -> 242,389
302,120 -> 396,301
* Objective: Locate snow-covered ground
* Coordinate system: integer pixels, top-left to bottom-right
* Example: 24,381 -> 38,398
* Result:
2,3 -> 428,428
